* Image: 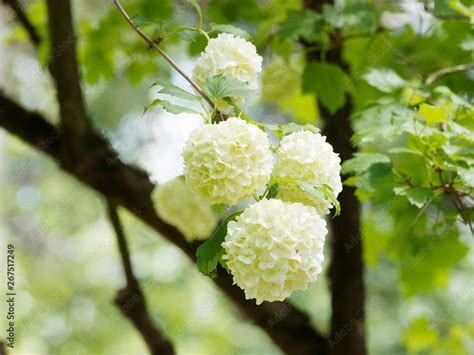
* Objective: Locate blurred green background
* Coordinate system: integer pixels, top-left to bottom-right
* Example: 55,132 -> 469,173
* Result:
0,0 -> 473,354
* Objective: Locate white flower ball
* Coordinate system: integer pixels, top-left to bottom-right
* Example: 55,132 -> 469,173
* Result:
182,117 -> 274,204
275,131 -> 342,214
152,177 -> 218,241
192,33 -> 262,92
223,199 -> 327,304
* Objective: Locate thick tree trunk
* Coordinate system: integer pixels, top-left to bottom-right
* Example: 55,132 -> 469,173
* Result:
322,95 -> 366,355
304,1 -> 367,354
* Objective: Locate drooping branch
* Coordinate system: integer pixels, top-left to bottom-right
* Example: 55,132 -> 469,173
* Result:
106,200 -> 174,355
425,62 -> 474,85
45,0 -> 89,137
0,94 -> 328,355
113,0 -> 214,107
2,0 -> 41,45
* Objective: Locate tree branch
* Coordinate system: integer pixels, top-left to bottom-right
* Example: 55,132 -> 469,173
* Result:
45,0 -> 89,137
2,0 -> 41,45
113,0 -> 214,107
106,200 -> 174,355
0,94 -> 328,355
425,63 -> 474,85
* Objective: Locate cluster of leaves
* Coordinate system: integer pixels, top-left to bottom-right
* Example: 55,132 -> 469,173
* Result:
342,68 -> 472,296
344,71 -> 473,230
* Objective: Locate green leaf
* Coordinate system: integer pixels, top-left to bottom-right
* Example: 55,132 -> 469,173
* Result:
323,3 -> 377,32
130,15 -> 157,28
279,91 -> 318,125
209,23 -> 250,39
204,75 -> 251,99
419,103 -> 447,124
267,122 -> 320,140
393,186 -> 434,208
278,10 -> 325,43
400,229 -> 468,295
150,79 -> 199,101
297,182 -> 341,216
351,125 -> 401,146
342,153 -> 390,174
186,0 -> 202,18
320,184 -> 341,216
196,213 -> 240,277
362,68 -> 406,93
143,99 -> 201,115
404,318 -> 438,353
386,147 -> 423,156
267,183 -> 279,199
303,62 -> 349,114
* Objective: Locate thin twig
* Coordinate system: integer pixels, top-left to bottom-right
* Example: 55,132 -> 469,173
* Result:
106,200 -> 174,355
408,198 -> 433,237
425,63 -> 474,85
113,0 -> 213,107
3,0 -> 41,45
452,195 -> 474,235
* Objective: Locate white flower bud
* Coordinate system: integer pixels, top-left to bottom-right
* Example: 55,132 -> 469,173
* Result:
275,131 -> 342,214
152,177 -> 218,241
192,33 -> 262,95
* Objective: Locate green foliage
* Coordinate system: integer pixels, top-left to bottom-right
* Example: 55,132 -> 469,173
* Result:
419,103 -> 447,124
342,153 -> 391,175
204,75 -> 252,100
404,317 -> 438,353
144,99 -> 200,115
322,2 -> 377,33
265,122 -> 319,140
278,10 -> 326,43
298,182 -> 341,216
5,0 -> 474,353
196,213 -> 240,277
303,62 -> 349,113
363,68 -> 407,93
209,23 -> 251,39
150,79 -> 199,101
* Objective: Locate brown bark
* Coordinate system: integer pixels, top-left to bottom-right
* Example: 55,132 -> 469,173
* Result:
304,1 -> 367,354
107,201 -> 174,355
46,0 -> 89,138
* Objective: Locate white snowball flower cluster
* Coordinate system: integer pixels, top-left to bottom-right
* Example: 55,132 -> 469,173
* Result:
223,199 -> 327,304
152,177 -> 218,241
192,32 -> 262,93
274,131 -> 342,215
182,117 -> 274,204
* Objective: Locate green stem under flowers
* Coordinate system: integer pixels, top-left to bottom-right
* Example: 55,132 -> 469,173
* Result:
164,27 -> 210,41
113,0 -> 213,107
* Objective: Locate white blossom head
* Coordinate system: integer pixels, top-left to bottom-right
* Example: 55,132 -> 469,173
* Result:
152,177 -> 218,241
182,117 -> 274,204
223,198 -> 327,304
275,131 -> 342,214
192,33 -> 262,93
